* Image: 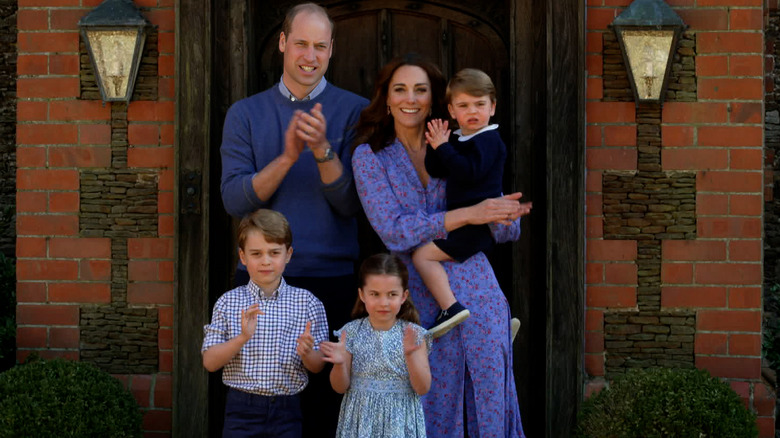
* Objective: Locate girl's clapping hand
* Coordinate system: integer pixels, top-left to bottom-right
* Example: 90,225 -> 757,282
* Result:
403,325 -> 424,357
321,331 -> 349,365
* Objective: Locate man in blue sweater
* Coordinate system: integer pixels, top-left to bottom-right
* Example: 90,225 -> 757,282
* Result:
219,3 -> 368,437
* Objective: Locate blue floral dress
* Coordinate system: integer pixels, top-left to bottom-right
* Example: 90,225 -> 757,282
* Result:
335,318 -> 429,438
352,140 -> 526,438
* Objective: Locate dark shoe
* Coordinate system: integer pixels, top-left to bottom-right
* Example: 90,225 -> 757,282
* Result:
428,302 -> 470,339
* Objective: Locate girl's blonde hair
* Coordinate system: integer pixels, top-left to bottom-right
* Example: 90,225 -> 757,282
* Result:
351,253 -> 420,324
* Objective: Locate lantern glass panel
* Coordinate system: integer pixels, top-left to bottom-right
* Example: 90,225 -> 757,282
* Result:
86,29 -> 138,100
620,29 -> 674,101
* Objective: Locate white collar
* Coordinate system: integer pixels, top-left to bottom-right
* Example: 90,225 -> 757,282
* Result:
454,124 -> 499,142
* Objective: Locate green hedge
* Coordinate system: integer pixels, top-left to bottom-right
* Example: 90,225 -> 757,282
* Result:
0,358 -> 143,438
576,367 -> 758,438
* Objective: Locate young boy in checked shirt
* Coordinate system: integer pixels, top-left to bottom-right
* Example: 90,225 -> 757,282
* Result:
202,209 -> 328,438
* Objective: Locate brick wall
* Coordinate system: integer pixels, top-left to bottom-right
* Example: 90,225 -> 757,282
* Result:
15,0 -> 174,435
586,1 -> 773,436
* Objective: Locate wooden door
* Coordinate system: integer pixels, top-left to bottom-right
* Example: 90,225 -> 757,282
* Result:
179,1 -> 584,437
209,0 -> 535,435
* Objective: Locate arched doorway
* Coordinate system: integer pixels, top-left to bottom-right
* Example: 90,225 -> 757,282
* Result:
176,1 -> 584,436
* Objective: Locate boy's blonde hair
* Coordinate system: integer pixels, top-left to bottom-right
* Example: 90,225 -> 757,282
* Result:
237,209 -> 292,250
446,68 -> 496,103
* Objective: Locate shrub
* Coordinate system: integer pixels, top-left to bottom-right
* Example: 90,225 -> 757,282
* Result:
0,358 -> 143,438
576,367 -> 758,438
0,252 -> 15,371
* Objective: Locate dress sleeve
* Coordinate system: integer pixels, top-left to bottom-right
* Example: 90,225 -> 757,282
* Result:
334,320 -> 358,354
352,144 -> 447,253
412,323 -> 433,355
489,218 -> 522,243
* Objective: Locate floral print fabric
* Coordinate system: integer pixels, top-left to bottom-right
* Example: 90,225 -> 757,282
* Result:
352,140 -> 526,438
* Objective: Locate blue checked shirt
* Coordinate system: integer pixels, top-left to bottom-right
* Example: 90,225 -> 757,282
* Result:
201,278 -> 329,395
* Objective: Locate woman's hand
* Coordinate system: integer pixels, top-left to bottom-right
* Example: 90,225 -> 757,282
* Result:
469,192 -> 532,226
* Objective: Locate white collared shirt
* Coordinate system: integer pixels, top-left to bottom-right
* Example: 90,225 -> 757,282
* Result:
278,77 -> 328,102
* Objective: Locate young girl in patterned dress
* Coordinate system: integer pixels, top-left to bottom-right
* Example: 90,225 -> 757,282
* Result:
320,253 -> 431,438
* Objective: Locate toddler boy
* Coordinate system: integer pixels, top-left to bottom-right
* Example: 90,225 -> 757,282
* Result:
416,68 -> 506,338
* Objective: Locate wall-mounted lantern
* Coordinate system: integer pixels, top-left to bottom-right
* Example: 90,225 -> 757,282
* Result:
611,0 -> 687,105
78,0 -> 151,102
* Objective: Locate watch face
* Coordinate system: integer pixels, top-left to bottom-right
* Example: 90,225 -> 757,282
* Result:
316,148 -> 334,163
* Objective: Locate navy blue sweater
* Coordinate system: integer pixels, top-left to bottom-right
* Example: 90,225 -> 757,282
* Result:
220,84 -> 368,277
424,126 -> 506,210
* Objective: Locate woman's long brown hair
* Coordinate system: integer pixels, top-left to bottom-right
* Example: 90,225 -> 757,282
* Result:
352,53 -> 447,152
351,253 -> 420,324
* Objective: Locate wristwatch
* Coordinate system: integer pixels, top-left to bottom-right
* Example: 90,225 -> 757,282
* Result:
314,147 -> 336,163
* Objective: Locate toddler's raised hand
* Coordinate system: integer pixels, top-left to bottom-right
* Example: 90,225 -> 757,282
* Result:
320,331 -> 348,365
240,304 -> 262,340
403,325 -> 424,356
425,119 -> 450,149
296,321 -> 315,358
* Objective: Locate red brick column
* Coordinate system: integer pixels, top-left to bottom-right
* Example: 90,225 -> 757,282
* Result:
586,1 -> 773,436
16,0 -> 175,435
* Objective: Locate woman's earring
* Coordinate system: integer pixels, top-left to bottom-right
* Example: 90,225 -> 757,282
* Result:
387,106 -> 391,115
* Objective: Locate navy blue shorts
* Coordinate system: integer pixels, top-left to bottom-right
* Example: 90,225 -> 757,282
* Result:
433,224 -> 495,263
222,388 -> 302,438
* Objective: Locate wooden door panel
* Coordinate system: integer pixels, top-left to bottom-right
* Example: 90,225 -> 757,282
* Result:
331,12 -> 380,98
388,11 -> 442,66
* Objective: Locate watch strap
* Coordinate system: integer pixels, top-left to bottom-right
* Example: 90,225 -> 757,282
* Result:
314,147 -> 335,163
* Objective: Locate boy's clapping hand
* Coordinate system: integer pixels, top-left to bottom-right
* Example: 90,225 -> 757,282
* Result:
240,304 -> 262,341
296,321 -> 316,357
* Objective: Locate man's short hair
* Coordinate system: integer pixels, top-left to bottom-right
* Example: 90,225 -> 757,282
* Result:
238,209 -> 293,250
281,2 -> 335,40
446,68 -> 496,103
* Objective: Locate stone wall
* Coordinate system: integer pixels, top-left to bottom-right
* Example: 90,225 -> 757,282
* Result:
600,34 -> 698,377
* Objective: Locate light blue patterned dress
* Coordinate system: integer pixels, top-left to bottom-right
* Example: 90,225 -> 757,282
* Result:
334,317 -> 430,438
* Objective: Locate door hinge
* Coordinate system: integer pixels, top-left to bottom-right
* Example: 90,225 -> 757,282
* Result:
181,170 -> 202,215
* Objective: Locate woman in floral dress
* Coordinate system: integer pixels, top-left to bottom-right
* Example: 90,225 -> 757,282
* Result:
351,53 -> 530,438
